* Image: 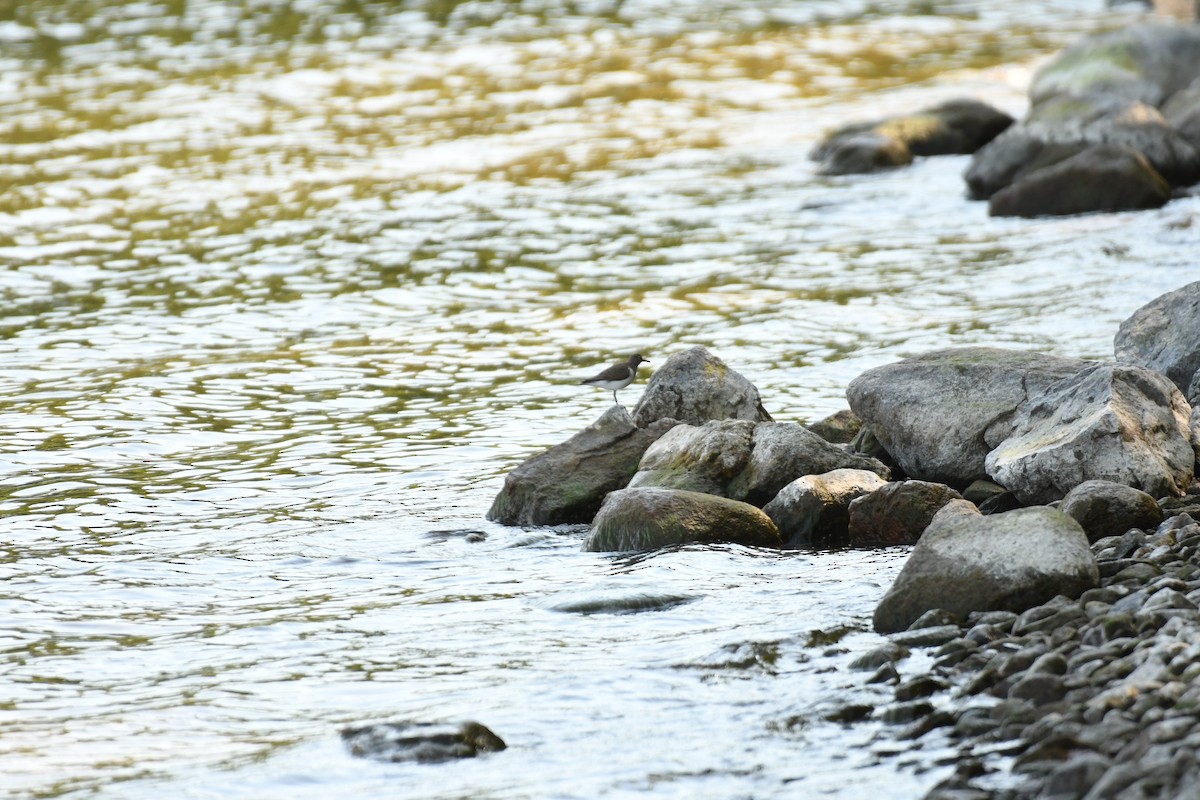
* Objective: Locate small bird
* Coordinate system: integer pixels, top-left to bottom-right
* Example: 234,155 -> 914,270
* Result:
580,353 -> 648,406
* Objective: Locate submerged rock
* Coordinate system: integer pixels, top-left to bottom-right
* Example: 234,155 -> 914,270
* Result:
847,480 -> 965,546
986,363 -> 1195,505
811,98 -> 1013,175
1115,279 -> 1200,397
763,468 -> 888,547
873,503 -> 1098,633
487,405 -> 678,526
629,419 -> 889,507
846,347 -> 1091,486
631,346 -> 772,428
341,721 -> 506,763
583,487 -> 782,552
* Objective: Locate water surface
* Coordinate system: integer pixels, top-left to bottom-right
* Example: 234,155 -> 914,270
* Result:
2,0 -> 1195,797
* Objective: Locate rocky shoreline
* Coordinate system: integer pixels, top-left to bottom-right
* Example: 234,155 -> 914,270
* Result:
481,278 -> 1200,797
866,499 -> 1200,800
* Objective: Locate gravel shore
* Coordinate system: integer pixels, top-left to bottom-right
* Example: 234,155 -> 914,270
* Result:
869,496 -> 1200,800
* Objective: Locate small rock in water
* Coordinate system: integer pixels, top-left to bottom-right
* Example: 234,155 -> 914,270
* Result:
341,720 -> 506,763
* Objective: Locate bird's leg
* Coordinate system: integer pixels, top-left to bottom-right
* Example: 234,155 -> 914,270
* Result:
612,389 -> 619,405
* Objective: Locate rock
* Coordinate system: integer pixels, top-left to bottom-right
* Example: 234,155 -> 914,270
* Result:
341,721 -> 506,763
763,468 -> 888,547
631,346 -> 772,428
962,479 -> 1009,507
814,132 -> 912,175
806,408 -> 862,444
873,504 -> 1099,633
846,480 -> 965,546
487,406 -> 678,526
1115,279 -> 1200,398
1163,85 -> 1200,150
1030,23 -> 1200,108
987,144 -> 1171,217
629,419 -> 889,507
583,487 -> 782,552
846,347 -> 1092,486
985,364 -> 1195,505
966,93 -> 1200,200
811,98 -> 1014,174
1059,480 -> 1164,543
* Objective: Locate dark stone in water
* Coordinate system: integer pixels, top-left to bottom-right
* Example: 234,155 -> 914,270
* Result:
546,591 -> 698,615
341,720 -> 506,763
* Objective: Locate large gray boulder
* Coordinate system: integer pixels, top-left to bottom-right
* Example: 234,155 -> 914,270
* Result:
987,144 -> 1171,218
487,406 -> 678,526
966,93 -> 1200,200
1030,23 -> 1200,108
1115,280 -> 1200,397
873,503 -> 1099,633
846,480 -> 965,546
631,346 -> 772,428
762,468 -> 888,548
986,364 -> 1195,505
1059,480 -> 1164,543
583,487 -> 782,552
846,347 -> 1092,486
629,419 -> 889,507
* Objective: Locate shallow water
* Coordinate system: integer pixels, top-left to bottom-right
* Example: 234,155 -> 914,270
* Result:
2,0 -> 1196,797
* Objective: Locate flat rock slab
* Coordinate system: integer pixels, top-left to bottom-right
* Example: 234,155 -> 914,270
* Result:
342,721 -> 506,763
584,487 -> 782,552
874,503 -> 1099,633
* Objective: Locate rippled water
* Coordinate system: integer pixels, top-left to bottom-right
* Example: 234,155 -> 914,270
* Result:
3,0 -> 1197,797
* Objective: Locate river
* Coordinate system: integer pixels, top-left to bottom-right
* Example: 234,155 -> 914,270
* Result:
2,1 -> 1195,797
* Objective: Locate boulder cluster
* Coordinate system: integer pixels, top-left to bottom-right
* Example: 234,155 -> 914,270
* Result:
488,280 -> 1200,796
811,21 -> 1200,218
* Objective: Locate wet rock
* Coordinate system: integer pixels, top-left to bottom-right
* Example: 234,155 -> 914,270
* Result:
487,405 -> 678,526
763,468 -> 888,547
873,503 -> 1098,633
849,641 -> 909,671
987,143 -> 1172,217
846,479 -> 964,545
1060,480 -> 1164,543
1009,673 -> 1068,705
631,346 -> 772,428
341,720 -> 506,763
805,408 -> 862,444
966,94 -> 1200,201
986,364 -> 1195,505
629,419 -> 888,507
846,347 -> 1091,486
895,676 -> 949,702
909,608 -> 963,629
812,98 -> 1013,172
1029,22 -> 1200,108
583,487 -> 781,552
889,624 -> 962,648
1115,279 -> 1200,398
1042,753 -> 1113,800
814,131 -> 912,175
